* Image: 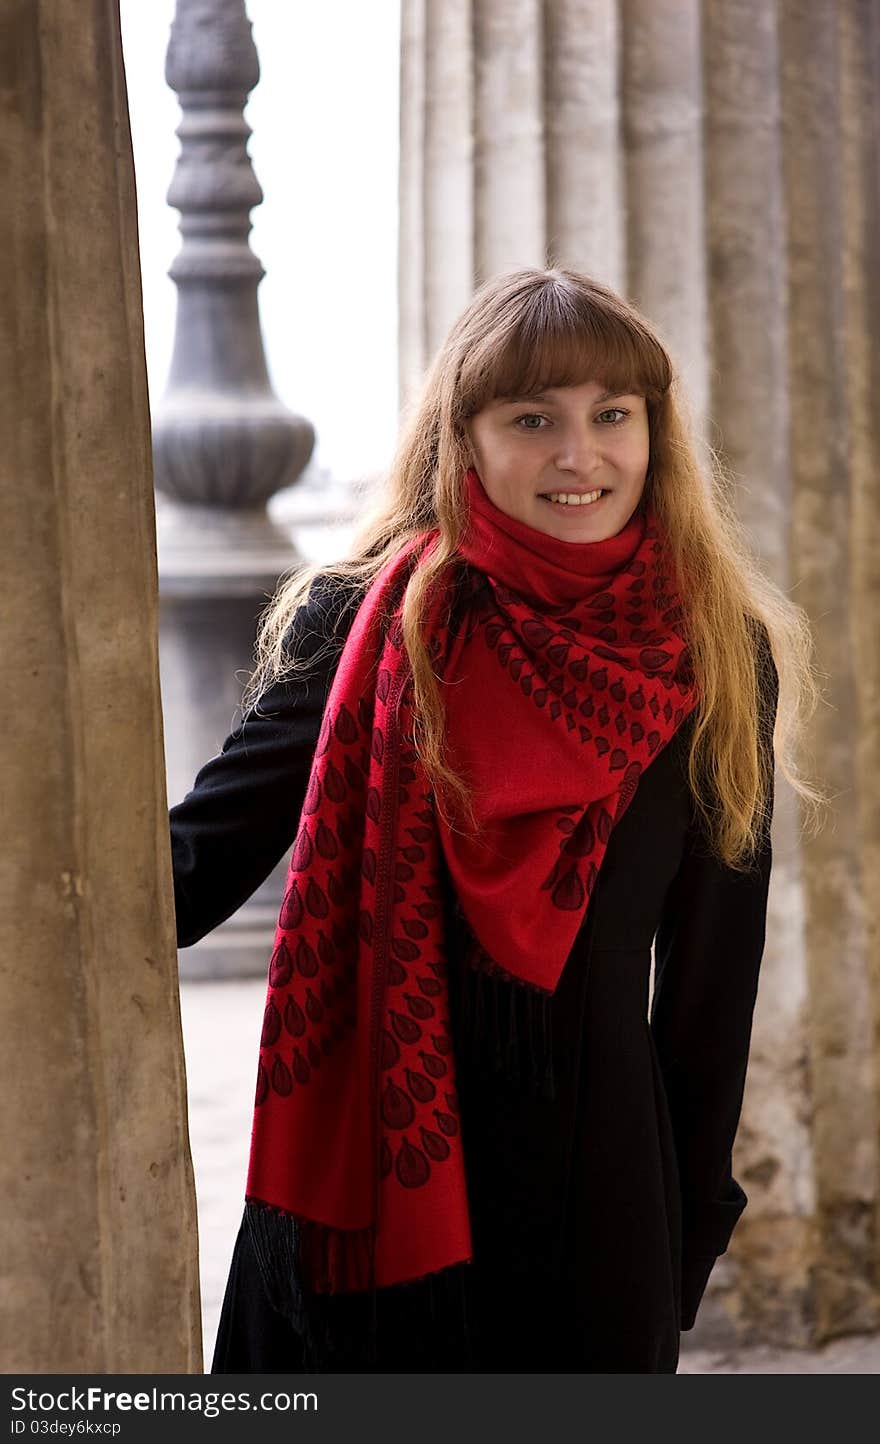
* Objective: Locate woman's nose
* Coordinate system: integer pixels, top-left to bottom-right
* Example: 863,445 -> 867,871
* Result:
553,426 -> 603,473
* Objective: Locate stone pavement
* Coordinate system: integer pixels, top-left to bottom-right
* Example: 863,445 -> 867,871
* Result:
180,978 -> 880,1375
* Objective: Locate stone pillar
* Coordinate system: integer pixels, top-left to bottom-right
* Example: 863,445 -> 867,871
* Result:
702,0 -> 880,1347
841,6 -> 880,1338
777,0 -> 878,1340
0,0 -> 201,1371
155,0 -> 315,980
400,0 -> 701,416
545,1 -> 625,296
398,0 -> 880,1348
701,1 -> 813,1346
621,0 -> 709,423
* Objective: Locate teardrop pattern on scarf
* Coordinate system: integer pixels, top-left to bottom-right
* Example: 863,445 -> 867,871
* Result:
334,703 -> 359,744
551,865 -> 586,910
396,1137 -> 429,1188
406,1067 -> 436,1103
304,877 -> 329,919
279,879 -> 303,929
294,936 -> 318,977
382,1079 -> 415,1129
315,818 -> 338,860
420,1126 -> 451,1162
302,773 -> 322,814
390,1010 -> 421,1045
405,992 -> 434,1020
467,545 -> 696,917
269,939 -> 292,988
392,936 -> 420,963
561,812 -> 595,858
380,1028 -> 400,1069
386,957 -> 406,985
434,1107 -> 458,1137
283,995 -> 306,1037
304,987 -> 323,1024
261,1000 -> 281,1047
419,1049 -> 447,1079
292,828 -> 313,871
270,1055 -> 293,1096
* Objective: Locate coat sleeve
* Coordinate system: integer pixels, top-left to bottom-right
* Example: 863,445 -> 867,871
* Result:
649,628 -> 779,1331
169,574 -> 364,948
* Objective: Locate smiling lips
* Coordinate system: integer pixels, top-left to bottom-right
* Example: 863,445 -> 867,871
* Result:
539,488 -> 608,506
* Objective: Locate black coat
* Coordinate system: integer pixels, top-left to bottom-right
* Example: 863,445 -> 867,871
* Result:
170,574 -> 778,1374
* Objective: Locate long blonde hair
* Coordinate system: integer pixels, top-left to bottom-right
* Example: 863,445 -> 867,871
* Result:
242,267 -> 828,871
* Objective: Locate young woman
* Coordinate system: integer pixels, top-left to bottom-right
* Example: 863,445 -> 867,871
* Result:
170,267 -> 822,1374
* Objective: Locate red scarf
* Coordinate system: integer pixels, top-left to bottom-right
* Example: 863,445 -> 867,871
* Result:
244,467 -> 699,1324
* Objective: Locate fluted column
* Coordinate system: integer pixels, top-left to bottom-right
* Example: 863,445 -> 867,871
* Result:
426,1 -> 476,359
840,6 -> 880,1337
0,0 -> 201,1371
546,1 -> 625,292
776,0 -> 878,1339
474,0 -> 547,276
621,0 -> 708,422
399,0 -> 703,419
701,1 -> 813,1346
398,0 -> 880,1349
400,0 -> 547,400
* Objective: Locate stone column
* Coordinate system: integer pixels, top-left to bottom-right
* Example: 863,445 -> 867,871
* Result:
701,1 -> 813,1346
702,0 -> 880,1347
398,0 -> 880,1348
621,0 -> 709,424
841,5 -> 880,1338
545,1 -> 625,297
775,0 -> 878,1341
400,0 -> 703,418
0,0 -> 201,1371
155,0 -> 315,980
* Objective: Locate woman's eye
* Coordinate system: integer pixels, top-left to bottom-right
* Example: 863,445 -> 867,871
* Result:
514,408 -> 629,430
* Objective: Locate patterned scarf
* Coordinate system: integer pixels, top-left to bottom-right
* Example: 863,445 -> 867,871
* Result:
243,466 -> 699,1356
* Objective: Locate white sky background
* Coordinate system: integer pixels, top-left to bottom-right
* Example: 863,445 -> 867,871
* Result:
120,0 -> 401,486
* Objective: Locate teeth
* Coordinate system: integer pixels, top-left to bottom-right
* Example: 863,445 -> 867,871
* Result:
541,490 -> 604,506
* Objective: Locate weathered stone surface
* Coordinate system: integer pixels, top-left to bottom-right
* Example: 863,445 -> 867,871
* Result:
622,0 -> 708,421
0,0 -> 201,1371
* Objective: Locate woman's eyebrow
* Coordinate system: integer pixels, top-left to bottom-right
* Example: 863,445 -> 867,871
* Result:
494,388 -> 631,406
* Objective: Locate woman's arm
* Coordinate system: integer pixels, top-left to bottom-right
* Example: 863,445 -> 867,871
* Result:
650,629 -> 779,1330
169,574 -> 364,948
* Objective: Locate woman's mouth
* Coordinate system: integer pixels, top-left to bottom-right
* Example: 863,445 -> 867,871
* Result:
538,489 -> 608,508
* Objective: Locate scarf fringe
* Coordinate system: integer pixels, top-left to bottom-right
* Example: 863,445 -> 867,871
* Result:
243,1198 -> 474,1372
456,947 -> 558,1101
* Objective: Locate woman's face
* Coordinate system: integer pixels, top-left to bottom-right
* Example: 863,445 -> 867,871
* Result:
464,380 -> 650,542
